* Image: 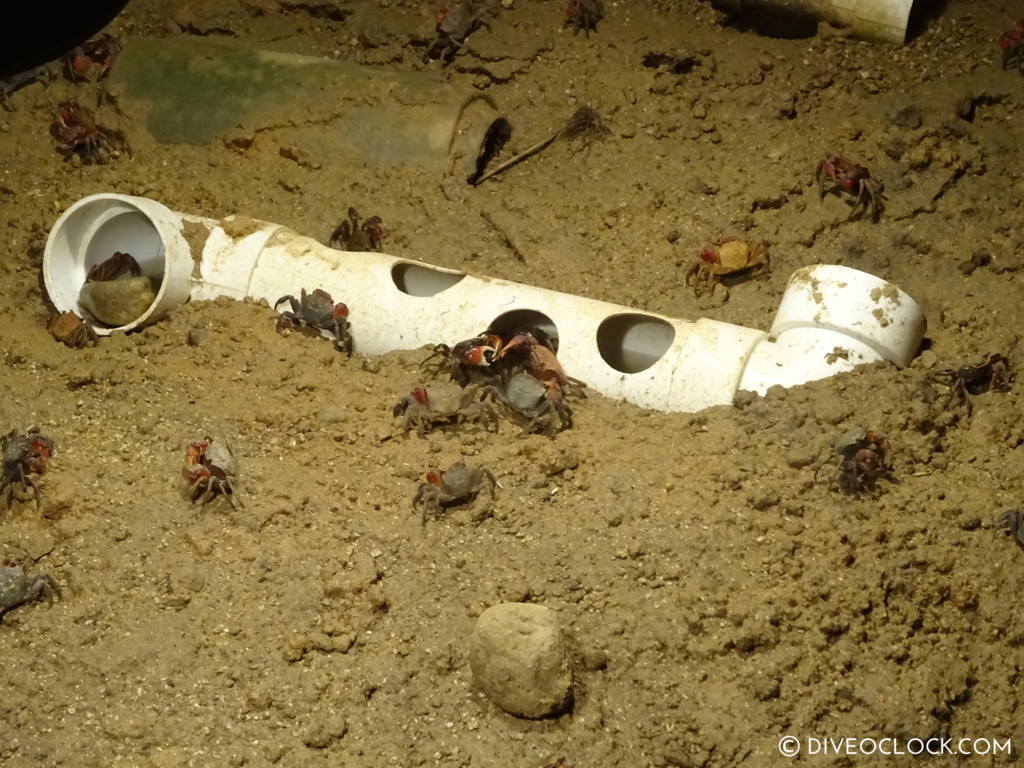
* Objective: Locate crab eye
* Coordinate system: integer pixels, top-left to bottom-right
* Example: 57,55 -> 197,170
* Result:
331,303 -> 349,319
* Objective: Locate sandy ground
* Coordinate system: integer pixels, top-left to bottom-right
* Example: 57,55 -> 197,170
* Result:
2,0 -> 1024,766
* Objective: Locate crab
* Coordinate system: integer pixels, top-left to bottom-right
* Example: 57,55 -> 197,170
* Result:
1,428 -> 54,509
816,156 -> 885,221
999,19 -> 1024,72
65,34 -> 122,82
425,0 -> 492,62
565,0 -> 603,36
329,207 -> 385,252
832,428 -> 892,494
929,354 -> 1011,416
274,288 -> 353,355
685,238 -> 769,298
486,371 -> 573,434
183,437 -> 243,508
413,462 -> 497,525
50,101 -> 125,164
393,382 -> 498,436
0,561 -> 61,620
0,65 -> 52,112
421,333 -> 504,386
86,251 -> 141,282
48,311 -> 98,348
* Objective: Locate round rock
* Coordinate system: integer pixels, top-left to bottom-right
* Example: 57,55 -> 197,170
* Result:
469,602 -> 572,718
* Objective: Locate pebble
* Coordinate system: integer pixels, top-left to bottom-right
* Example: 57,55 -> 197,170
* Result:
470,603 -> 573,718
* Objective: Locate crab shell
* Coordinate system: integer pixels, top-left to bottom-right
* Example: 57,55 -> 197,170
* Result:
703,240 -> 768,273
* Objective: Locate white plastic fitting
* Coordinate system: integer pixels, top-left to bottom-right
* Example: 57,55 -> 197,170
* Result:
43,194 -> 926,413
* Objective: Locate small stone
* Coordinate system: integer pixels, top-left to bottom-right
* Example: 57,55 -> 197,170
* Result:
889,105 -> 923,130
79,276 -> 157,327
917,349 -> 938,369
470,603 -> 573,718
784,444 -> 816,469
303,715 -> 347,748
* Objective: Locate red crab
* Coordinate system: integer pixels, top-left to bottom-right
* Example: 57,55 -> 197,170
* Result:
65,34 -> 121,81
816,156 -> 885,221
565,0 -> 603,36
51,101 -> 125,164
999,20 -> 1024,72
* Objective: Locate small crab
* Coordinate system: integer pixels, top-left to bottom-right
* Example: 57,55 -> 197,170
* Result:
0,65 -> 52,112
48,311 -> 98,348
50,101 -> 125,164
0,561 -> 61,620
426,0 -> 492,62
999,19 -> 1024,72
183,437 -> 243,508
565,0 -> 603,35
275,288 -> 353,355
930,354 -> 1011,416
329,207 -> 385,252
421,333 -> 504,386
486,371 -> 573,434
413,462 -> 497,525
65,34 -> 122,82
832,428 -> 892,494
685,238 -> 770,297
1,427 -> 54,509
816,156 -> 885,221
86,251 -> 141,282
1000,509 -> 1024,546
393,382 -> 498,436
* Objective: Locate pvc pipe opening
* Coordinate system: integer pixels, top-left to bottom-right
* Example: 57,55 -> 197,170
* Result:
597,314 -> 677,374
390,262 -> 466,297
488,310 -> 559,349
43,194 -> 193,334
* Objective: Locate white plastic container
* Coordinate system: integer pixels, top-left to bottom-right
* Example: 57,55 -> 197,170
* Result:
43,193 -> 926,413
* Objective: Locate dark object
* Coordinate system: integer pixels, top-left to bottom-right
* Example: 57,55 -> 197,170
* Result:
0,561 -> 61,620
565,0 -> 604,35
329,208 -> 385,252
833,429 -> 892,494
999,19 -> 1024,72
0,0 -> 128,78
1,428 -> 54,509
413,463 -> 497,525
274,288 -> 353,355
48,311 -> 98,348
929,354 -> 1011,416
642,52 -> 699,74
183,438 -> 242,509
50,101 -> 126,164
473,105 -> 609,185
816,156 -> 885,222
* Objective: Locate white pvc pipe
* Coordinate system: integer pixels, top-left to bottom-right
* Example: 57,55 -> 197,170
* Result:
43,194 -> 926,413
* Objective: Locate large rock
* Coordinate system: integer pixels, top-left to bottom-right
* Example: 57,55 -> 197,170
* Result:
469,603 -> 572,718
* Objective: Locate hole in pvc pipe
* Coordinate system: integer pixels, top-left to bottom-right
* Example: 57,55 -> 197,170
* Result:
391,262 -> 466,297
78,209 -> 165,327
597,313 -> 675,373
487,310 -> 559,352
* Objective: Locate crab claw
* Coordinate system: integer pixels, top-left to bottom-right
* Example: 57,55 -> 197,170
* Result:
331,303 -> 350,320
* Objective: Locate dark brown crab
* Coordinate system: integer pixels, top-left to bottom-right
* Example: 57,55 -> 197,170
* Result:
425,0 -> 493,62
929,354 -> 1011,416
421,333 -> 504,386
831,428 -> 892,494
329,207 -> 385,252
275,288 -> 353,355
413,462 -> 497,525
65,34 -> 122,82
48,311 -> 98,348
816,156 -> 885,222
1,428 -> 54,509
999,19 -> 1024,72
0,561 -> 61,620
50,101 -> 126,164
565,0 -> 603,36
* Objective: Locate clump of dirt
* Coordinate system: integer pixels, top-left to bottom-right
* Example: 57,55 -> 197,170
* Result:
2,1 -> 1024,766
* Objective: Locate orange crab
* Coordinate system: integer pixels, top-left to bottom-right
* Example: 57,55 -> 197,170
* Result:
685,238 -> 769,297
